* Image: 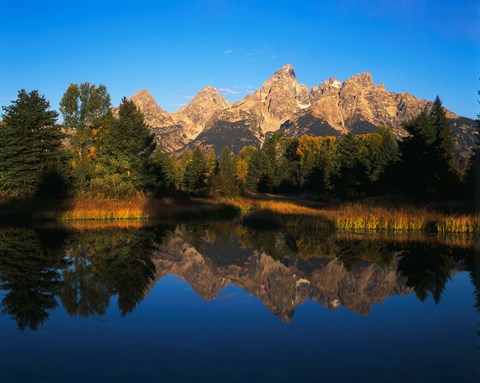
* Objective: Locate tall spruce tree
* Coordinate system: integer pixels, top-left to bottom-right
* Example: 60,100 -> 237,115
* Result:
332,134 -> 369,197
0,89 -> 63,197
209,148 -> 239,197
398,97 -> 458,199
183,147 -> 208,193
463,90 -> 480,206
93,98 -> 155,197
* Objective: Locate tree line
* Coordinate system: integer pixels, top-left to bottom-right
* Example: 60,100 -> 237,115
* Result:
0,84 -> 477,203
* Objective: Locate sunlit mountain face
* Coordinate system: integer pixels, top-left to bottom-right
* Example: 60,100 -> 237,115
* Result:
125,65 -> 478,155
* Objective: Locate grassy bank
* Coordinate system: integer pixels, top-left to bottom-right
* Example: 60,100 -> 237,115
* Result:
227,197 -> 479,234
0,196 -> 240,223
0,195 -> 478,235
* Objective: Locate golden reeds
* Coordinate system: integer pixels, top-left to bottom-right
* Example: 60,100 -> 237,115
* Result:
227,198 -> 479,234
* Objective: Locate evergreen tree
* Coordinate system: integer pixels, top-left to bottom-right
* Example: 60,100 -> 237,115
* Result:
397,97 -> 458,199
332,134 -> 369,197
247,148 -> 273,192
297,136 -> 337,193
362,127 -> 399,184
209,148 -> 239,197
463,91 -> 480,207
183,147 -> 208,193
93,98 -> 155,197
0,89 -> 64,197
150,150 -> 180,195
430,96 -> 459,197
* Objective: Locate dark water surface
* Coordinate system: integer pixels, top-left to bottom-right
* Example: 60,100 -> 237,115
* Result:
0,223 -> 478,383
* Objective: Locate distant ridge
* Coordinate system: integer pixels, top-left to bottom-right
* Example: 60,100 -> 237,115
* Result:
123,65 -> 477,154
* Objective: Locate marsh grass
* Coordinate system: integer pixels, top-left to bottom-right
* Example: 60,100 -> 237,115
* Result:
229,198 -> 479,234
1,194 -> 477,235
52,197 -> 240,221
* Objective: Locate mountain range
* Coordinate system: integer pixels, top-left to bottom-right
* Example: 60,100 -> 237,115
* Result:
126,64 -> 477,155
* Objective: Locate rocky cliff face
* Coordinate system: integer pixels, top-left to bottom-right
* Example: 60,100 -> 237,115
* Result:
128,89 -> 187,152
281,72 -> 476,153
123,65 -> 476,155
130,89 -> 175,127
171,86 -> 231,140
282,72 -> 430,137
186,64 -> 313,153
149,235 -> 412,322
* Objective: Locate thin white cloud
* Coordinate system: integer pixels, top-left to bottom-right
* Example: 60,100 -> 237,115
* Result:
233,85 -> 253,89
183,95 -> 194,100
218,88 -> 241,95
175,103 -> 187,107
223,49 -> 233,54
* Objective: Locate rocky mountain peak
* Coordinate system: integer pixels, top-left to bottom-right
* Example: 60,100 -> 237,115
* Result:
258,64 -> 311,126
275,63 -> 296,77
131,88 -> 155,101
261,64 -> 298,93
129,89 -> 174,127
347,72 -> 374,86
189,85 -> 230,108
311,77 -> 343,100
171,85 -> 231,140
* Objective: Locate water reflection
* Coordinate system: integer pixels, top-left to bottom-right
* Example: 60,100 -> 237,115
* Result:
0,223 -> 477,330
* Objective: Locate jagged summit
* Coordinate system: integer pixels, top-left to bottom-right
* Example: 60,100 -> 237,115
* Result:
172,85 -> 231,140
129,88 -> 174,127
132,88 -> 155,99
121,66 -> 476,155
347,72 -> 374,86
274,63 -> 296,77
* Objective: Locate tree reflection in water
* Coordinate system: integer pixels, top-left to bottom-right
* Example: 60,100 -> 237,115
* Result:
0,223 -> 476,330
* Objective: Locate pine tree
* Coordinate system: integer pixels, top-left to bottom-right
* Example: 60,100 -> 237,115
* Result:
150,150 -> 179,195
463,91 -> 480,206
0,89 -> 63,197
247,148 -> 273,192
219,147 -> 236,178
397,111 -> 436,197
396,98 -> 459,199
93,98 -> 155,197
332,134 -> 369,197
209,148 -> 239,197
183,147 -> 208,193
430,96 -> 459,197
360,127 -> 399,195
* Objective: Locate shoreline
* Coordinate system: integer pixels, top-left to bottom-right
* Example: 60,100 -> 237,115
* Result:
0,195 -> 478,235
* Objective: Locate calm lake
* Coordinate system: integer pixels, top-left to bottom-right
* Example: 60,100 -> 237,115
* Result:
0,222 -> 478,383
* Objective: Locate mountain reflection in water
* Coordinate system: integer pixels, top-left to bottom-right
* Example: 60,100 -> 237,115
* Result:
0,223 -> 477,330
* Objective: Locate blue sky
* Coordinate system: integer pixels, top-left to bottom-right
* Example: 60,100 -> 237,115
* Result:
1,0 -> 478,118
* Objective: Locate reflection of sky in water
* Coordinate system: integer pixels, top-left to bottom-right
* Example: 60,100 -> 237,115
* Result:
0,226 -> 477,383
0,274 -> 477,383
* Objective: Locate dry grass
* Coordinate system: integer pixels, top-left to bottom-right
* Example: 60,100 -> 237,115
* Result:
226,197 -> 479,234
4,193 -> 477,235
58,197 -> 150,221
52,196 -> 240,221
